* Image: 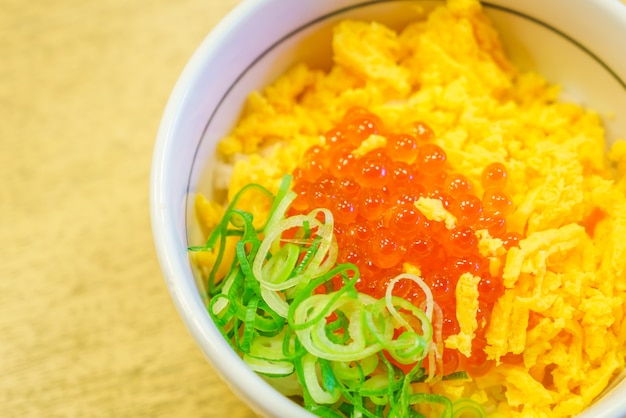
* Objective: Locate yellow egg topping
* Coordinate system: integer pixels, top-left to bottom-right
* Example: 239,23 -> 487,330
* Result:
194,0 -> 626,416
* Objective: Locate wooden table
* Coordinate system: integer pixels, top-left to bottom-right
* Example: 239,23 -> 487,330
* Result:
1,1 -> 256,416
4,1 -> 626,417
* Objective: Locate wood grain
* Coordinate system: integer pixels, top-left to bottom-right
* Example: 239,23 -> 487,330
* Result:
0,1 -> 256,416
3,1 -> 626,417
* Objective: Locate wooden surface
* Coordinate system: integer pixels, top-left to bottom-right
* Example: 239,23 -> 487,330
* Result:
3,1 -> 626,417
0,1 -> 257,416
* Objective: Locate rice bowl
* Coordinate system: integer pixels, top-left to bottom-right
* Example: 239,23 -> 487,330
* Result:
150,0 -> 626,416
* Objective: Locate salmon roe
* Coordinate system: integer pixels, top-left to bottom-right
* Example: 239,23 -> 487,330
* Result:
288,108 -> 521,378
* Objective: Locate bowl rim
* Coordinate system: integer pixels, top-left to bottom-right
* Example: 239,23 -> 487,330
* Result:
151,0 -> 327,415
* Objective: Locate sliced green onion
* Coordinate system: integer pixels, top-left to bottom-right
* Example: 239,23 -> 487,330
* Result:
302,353 -> 341,404
191,175 -> 485,418
332,354 -> 377,383
452,399 -> 486,418
407,393 -> 453,418
324,310 -> 351,345
244,355 -> 295,377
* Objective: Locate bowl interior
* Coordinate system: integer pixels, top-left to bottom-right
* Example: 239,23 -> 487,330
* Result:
152,0 -> 626,416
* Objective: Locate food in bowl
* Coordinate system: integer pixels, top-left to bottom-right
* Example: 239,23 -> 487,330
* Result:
187,0 -> 626,416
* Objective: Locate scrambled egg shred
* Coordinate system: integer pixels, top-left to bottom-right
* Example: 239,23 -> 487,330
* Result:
196,0 -> 626,415
415,196 -> 457,230
446,272 -> 481,357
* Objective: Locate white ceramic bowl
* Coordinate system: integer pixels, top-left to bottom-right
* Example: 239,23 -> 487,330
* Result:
150,0 -> 626,416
